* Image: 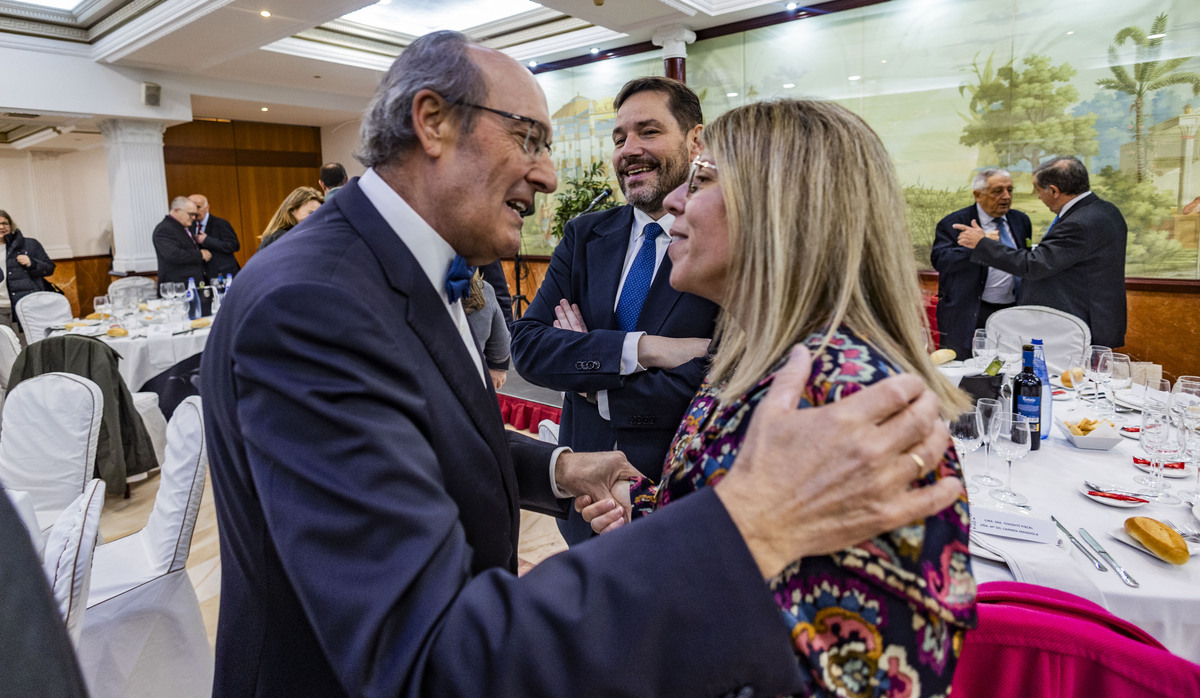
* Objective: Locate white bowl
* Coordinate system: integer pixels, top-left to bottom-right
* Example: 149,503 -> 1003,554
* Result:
1055,417 -> 1123,451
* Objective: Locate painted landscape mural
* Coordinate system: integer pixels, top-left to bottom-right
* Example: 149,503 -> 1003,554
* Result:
525,0 -> 1200,280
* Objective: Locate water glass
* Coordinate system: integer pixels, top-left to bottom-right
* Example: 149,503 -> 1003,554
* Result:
949,411 -> 984,495
1084,345 -> 1112,401
1101,353 -> 1131,419
989,413 -> 1032,506
972,330 -> 993,369
973,398 -> 1004,487
1170,377 -> 1200,504
93,295 -> 110,320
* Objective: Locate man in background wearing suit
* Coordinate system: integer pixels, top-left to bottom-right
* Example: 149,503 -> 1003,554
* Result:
957,156 -> 1128,347
199,30 -> 957,696
188,194 -> 240,278
511,77 -> 717,545
152,196 -> 208,284
931,169 -> 1031,360
319,162 -> 348,200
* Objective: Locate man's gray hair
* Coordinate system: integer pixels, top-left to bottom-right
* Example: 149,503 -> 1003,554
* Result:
169,196 -> 192,212
971,168 -> 1011,192
356,31 -> 488,169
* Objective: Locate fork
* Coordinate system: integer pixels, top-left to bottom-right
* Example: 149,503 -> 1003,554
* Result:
1164,519 -> 1200,543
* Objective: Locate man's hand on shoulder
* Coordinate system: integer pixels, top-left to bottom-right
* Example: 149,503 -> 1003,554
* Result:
637,335 -> 711,370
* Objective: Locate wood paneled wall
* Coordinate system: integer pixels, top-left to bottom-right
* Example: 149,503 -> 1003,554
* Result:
45,255 -> 116,317
164,120 -> 322,271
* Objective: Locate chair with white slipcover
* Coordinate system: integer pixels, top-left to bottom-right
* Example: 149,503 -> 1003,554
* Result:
107,275 -> 158,302
985,305 -> 1092,375
0,373 -> 103,535
41,478 -> 106,646
78,396 -> 212,698
0,323 -> 23,421
538,418 -> 560,445
15,291 -> 72,345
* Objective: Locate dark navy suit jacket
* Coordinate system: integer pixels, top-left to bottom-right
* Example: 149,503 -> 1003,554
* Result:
511,205 -> 718,480
971,193 -> 1127,347
200,179 -> 799,696
930,204 -> 1031,356
196,213 -> 241,277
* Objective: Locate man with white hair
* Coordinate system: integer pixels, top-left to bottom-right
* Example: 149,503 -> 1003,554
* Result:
152,195 -> 209,284
931,168 -> 1032,360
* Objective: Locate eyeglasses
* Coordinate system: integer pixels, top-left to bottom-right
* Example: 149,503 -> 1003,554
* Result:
452,100 -> 552,159
687,156 -> 718,196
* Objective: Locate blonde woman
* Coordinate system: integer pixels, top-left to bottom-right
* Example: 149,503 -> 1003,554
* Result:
258,187 -> 324,251
462,269 -> 511,390
581,100 -> 976,696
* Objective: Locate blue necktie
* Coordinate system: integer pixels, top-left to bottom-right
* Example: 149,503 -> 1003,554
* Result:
615,222 -> 663,332
1048,214 -> 1059,231
444,255 -> 475,304
995,217 -> 1022,298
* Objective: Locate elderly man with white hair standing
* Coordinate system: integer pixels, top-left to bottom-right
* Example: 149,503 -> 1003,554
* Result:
931,168 -> 1032,360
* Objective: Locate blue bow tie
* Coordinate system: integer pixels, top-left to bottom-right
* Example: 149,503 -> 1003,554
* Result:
444,255 -> 475,304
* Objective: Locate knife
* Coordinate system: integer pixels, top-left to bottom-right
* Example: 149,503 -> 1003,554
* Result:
1078,528 -> 1139,588
1051,516 -> 1106,571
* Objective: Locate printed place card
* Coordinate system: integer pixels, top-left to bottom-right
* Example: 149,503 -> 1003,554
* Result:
970,507 -> 1056,543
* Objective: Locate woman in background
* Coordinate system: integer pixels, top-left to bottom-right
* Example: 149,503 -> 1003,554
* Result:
581,100 -> 976,697
0,209 -> 56,332
463,269 -> 511,391
258,187 -> 324,251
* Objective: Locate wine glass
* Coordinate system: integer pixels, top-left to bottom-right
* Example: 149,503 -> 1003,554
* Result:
996,332 -> 1021,374
989,413 -> 1031,506
1063,351 -> 1087,392
92,295 -> 110,321
1138,387 -> 1182,505
1170,377 -> 1200,505
972,330 -> 992,369
1083,345 -> 1112,403
949,411 -> 983,495
1103,353 -> 1132,419
973,398 -> 1004,487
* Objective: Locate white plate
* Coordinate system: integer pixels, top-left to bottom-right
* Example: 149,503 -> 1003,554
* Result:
939,359 -> 964,368
1078,483 -> 1148,508
1133,458 -> 1189,479
1051,389 -> 1071,402
1118,426 -> 1140,439
1108,527 -> 1200,560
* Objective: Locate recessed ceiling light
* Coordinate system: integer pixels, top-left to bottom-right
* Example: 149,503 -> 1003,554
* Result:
727,92 -> 738,97
1066,30 -> 1074,35
848,75 -> 861,81
259,10 -> 270,17
782,83 -> 795,89
590,47 -> 599,55
881,59 -> 887,64
1147,32 -> 1165,39
786,2 -> 798,9
528,60 -> 537,67
260,107 -> 269,112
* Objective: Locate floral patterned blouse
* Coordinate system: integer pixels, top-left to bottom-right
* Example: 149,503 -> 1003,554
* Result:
630,327 -> 977,697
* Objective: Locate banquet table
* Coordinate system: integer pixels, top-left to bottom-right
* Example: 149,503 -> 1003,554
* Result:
53,323 -> 211,391
958,389 -> 1200,663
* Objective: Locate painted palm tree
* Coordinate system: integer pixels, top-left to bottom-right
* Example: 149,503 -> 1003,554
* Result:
1097,12 -> 1200,183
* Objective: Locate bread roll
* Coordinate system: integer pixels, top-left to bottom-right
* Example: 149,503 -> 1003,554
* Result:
1061,367 -> 1083,388
106,327 -> 128,337
190,317 -> 212,329
930,348 -> 956,366
1124,517 -> 1189,565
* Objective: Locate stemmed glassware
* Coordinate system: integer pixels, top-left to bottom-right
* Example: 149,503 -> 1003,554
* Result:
1136,379 -> 1181,504
972,330 -> 994,369
92,295 -> 110,321
989,413 -> 1032,506
973,398 -> 1004,487
1103,353 -> 1132,419
1084,345 -> 1112,403
1170,376 -> 1200,505
949,410 -> 983,495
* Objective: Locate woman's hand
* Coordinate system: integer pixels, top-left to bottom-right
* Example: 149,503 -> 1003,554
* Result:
575,480 -> 633,534
16,254 -> 30,267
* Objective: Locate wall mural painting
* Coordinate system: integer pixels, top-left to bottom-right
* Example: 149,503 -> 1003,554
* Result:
530,0 -> 1200,279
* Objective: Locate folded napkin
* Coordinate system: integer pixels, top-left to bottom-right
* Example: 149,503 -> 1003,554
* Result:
969,531 -> 1106,607
148,333 -> 176,368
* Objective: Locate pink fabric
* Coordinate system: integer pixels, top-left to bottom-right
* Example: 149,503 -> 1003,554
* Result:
951,581 -> 1200,697
923,293 -> 940,349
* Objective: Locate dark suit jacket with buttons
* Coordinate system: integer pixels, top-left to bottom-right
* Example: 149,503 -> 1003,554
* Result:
930,205 -> 1032,355
970,193 -> 1128,347
195,214 -> 241,277
199,179 -> 801,696
152,215 -> 206,284
511,205 -> 719,480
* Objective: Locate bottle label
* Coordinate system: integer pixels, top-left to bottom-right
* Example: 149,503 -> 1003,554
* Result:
1016,395 -> 1040,430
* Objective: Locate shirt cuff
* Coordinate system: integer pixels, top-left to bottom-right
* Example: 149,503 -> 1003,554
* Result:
549,446 -> 573,499
620,331 -> 646,375
597,390 -> 610,421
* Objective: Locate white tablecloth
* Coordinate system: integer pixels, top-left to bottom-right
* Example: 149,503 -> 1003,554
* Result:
56,324 -> 210,390
963,395 -> 1200,662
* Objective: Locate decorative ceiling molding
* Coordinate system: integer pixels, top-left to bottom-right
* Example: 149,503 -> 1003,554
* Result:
0,1 -> 74,24
291,26 -> 403,56
86,0 -> 164,41
465,6 -> 563,41
318,18 -> 415,47
75,0 -> 134,25
0,0 -> 169,44
0,24 -> 91,52
262,35 -> 393,72
0,14 -> 86,40
500,24 -> 627,62
478,17 -> 590,50
90,0 -> 231,63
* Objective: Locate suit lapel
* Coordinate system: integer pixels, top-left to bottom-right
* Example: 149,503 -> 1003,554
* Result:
336,181 -> 518,505
585,206 -> 635,331
638,253 -> 683,334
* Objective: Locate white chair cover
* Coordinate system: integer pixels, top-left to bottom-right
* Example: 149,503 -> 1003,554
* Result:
0,373 -> 103,533
133,391 -> 169,466
985,305 -> 1092,375
107,276 -> 158,302
537,418 -> 560,445
78,396 -> 212,698
41,478 -> 105,647
6,487 -> 45,557
15,291 -> 72,345
0,323 -> 22,425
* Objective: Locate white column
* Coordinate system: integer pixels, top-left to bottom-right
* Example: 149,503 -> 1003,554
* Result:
651,25 -> 696,61
98,119 -> 167,273
1177,114 -> 1198,210
26,151 -> 75,259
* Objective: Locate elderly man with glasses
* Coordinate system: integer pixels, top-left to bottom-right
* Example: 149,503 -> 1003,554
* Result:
152,195 -> 210,285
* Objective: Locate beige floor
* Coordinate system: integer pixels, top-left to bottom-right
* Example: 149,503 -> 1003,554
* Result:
100,452 -> 569,649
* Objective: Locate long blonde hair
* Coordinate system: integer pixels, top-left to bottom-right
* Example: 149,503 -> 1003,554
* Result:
705,99 -> 968,414
259,187 -> 324,239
